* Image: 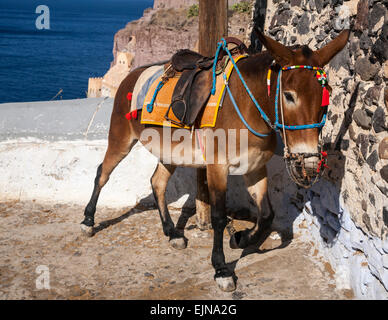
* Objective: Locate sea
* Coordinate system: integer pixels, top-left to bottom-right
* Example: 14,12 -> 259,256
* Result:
0,0 -> 153,103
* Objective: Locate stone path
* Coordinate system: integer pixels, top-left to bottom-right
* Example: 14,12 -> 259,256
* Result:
0,201 -> 353,300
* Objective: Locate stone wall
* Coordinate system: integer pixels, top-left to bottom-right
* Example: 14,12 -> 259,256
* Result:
87,78 -> 102,98
249,0 -> 388,299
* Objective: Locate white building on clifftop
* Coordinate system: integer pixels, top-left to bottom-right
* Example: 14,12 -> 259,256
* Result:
87,51 -> 134,98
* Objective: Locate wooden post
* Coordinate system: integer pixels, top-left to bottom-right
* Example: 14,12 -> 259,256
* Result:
196,0 -> 228,230
199,0 -> 228,57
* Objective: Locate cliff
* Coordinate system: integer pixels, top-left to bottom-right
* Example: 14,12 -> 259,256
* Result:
111,1 -> 252,69
112,8 -> 251,68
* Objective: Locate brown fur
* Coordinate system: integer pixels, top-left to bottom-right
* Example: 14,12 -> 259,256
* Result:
81,30 -> 350,291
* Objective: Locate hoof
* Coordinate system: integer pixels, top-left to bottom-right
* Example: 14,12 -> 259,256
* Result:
80,224 -> 94,237
215,276 -> 236,292
169,237 -> 187,250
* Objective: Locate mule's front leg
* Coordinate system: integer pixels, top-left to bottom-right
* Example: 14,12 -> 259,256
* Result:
207,165 -> 236,292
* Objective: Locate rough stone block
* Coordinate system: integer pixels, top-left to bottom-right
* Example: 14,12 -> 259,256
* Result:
366,150 -> 378,171
329,46 -> 350,71
365,86 -> 381,106
290,0 -> 302,7
270,10 -> 292,28
354,0 -> 369,31
379,138 -> 388,160
383,206 -> 388,228
369,3 -> 386,35
372,24 -> 388,63
353,109 -> 372,130
356,133 -> 370,159
359,31 -> 372,51
355,57 -> 379,81
380,165 -> 388,184
297,13 -> 310,35
372,107 -> 387,133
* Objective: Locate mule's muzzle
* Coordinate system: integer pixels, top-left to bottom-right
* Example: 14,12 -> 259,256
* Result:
285,152 -> 325,188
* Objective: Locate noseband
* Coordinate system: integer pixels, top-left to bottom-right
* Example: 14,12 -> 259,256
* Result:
213,39 -> 330,187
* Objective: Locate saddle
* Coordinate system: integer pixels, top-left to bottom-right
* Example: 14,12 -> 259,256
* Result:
165,37 -> 248,127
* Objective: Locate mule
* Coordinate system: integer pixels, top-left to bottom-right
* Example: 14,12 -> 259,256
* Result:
81,29 -> 350,292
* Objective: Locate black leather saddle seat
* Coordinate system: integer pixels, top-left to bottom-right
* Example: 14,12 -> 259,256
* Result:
165,37 -> 248,127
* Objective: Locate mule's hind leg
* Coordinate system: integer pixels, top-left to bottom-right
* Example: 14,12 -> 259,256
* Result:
151,162 -> 187,250
81,138 -> 137,236
207,165 -> 236,292
230,166 -> 274,249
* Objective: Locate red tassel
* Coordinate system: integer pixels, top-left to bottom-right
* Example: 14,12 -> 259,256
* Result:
317,159 -> 324,173
125,112 -> 132,120
131,109 -> 138,119
127,92 -> 133,101
321,87 -> 329,107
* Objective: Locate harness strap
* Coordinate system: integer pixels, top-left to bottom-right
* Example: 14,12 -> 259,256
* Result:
213,39 -> 329,137
223,73 -> 270,138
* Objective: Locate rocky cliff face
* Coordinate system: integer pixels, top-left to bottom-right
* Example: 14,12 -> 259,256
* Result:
153,0 -> 197,9
251,0 -> 388,299
111,4 -> 252,69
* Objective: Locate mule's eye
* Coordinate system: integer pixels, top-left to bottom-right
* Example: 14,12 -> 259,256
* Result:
284,91 -> 295,104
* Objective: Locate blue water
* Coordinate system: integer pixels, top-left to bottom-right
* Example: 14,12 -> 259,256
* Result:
0,0 -> 153,103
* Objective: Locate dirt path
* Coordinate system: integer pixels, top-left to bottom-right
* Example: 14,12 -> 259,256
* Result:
0,201 -> 353,300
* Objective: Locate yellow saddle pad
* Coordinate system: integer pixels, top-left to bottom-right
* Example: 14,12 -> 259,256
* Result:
140,55 -> 247,129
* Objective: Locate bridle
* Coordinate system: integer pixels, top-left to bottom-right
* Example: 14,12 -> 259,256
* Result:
272,65 -> 330,187
213,39 -> 330,187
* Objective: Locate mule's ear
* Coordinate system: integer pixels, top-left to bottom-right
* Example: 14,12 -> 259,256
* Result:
315,29 -> 350,66
253,27 -> 293,65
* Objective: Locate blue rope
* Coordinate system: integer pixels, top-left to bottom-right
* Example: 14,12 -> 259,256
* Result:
214,38 -> 327,134
211,39 -> 226,95
217,40 -> 273,129
223,74 -> 270,137
146,81 -> 164,113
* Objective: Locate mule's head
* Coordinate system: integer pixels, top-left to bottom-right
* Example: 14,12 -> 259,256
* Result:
255,28 -> 350,187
